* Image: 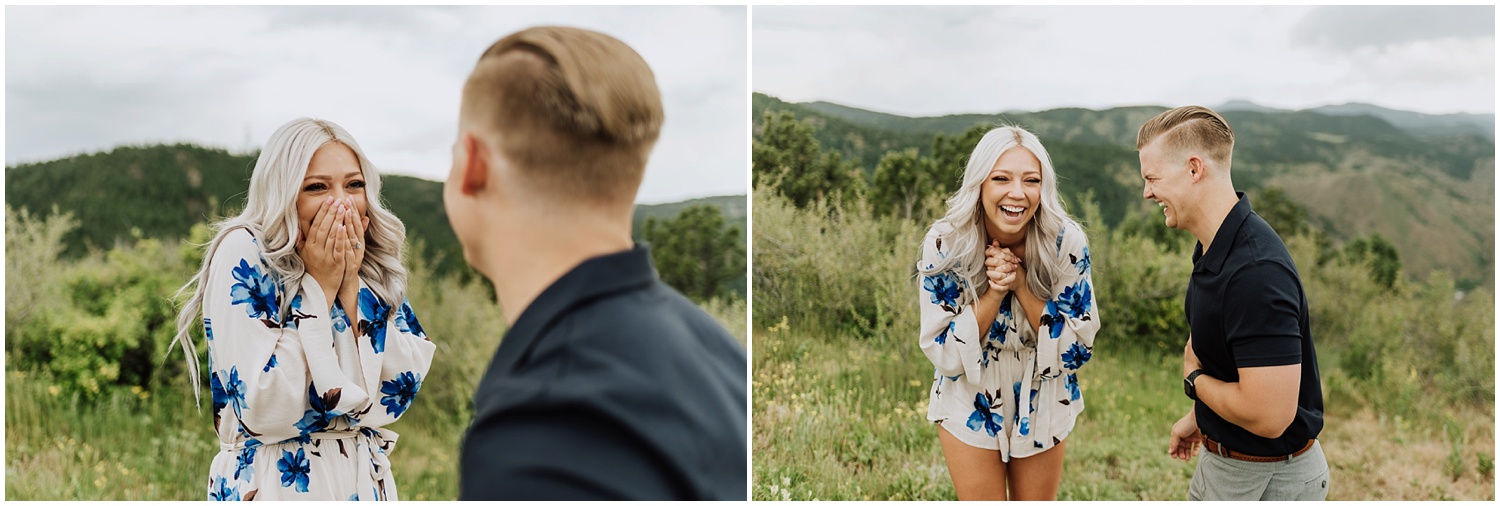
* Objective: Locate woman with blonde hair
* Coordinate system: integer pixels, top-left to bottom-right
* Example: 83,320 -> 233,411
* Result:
171,118 -> 435,501
917,125 -> 1099,500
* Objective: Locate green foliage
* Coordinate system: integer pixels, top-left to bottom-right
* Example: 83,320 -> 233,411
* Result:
1342,232 -> 1402,289
753,110 -> 865,207
6,207 -> 197,399
752,183 -> 923,338
640,204 -> 746,302
1254,186 -> 1309,238
5,205 -> 77,331
869,148 -> 937,221
1079,196 -> 1196,354
753,92 -> 1494,287
5,143 -> 745,286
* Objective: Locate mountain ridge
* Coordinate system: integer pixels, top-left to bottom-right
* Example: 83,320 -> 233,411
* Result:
753,92 -> 1494,287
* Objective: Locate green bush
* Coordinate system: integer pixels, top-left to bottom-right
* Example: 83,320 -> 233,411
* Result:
7,208 -> 199,399
752,183 -> 922,340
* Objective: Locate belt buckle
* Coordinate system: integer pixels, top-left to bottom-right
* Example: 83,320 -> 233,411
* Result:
1213,439 -> 1229,459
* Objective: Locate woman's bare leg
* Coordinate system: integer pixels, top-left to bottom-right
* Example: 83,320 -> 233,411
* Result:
1007,439 -> 1066,500
938,425 -> 1008,500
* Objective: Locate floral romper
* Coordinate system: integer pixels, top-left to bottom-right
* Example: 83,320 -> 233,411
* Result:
203,228 -> 436,500
918,220 -> 1099,461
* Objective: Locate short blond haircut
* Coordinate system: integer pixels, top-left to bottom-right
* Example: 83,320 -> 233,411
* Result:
461,26 -> 664,203
1135,106 -> 1235,168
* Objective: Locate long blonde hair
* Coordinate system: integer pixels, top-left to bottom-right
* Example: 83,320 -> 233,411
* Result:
169,118 -> 409,404
918,126 -> 1079,306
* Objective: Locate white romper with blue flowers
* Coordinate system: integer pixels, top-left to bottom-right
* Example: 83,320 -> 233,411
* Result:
202,228 -> 436,500
918,220 -> 1099,461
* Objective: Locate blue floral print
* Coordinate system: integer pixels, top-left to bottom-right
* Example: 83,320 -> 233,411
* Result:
282,294 -> 312,329
1041,301 -> 1066,340
358,288 -> 391,354
210,371 -> 229,416
380,371 -> 423,417
220,367 -> 247,416
331,301 -> 350,333
209,476 -> 240,501
1072,246 -> 1091,275
396,300 -> 425,338
1055,280 -> 1093,319
1062,342 -> 1092,371
203,229 -> 436,500
234,446 -> 256,481
295,384 -> 343,435
966,393 -> 1004,437
919,222 -> 1099,463
923,272 -> 963,312
988,318 -> 1008,345
229,259 -> 278,322
935,321 -> 955,345
278,448 -> 311,493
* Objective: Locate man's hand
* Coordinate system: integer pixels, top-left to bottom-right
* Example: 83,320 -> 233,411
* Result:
1168,410 -> 1202,462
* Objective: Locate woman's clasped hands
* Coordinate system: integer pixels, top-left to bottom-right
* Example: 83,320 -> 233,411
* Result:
984,240 -> 1026,296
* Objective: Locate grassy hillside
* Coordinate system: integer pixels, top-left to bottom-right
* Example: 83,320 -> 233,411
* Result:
753,93 -> 1494,287
4,144 -> 748,288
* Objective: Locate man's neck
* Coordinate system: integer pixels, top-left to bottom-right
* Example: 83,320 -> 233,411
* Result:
1188,186 -> 1241,254
483,215 -> 634,326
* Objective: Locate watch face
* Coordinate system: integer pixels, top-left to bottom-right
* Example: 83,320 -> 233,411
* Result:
1183,378 -> 1194,399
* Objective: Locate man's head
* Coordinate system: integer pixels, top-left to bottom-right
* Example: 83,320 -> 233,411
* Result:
1136,105 -> 1235,230
445,26 -> 663,273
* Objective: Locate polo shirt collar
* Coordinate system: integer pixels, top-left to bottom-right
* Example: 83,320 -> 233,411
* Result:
491,245 -> 659,372
1192,192 -> 1252,275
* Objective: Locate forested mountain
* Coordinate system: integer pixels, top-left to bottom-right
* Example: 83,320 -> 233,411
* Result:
5,144 -> 746,281
753,93 -> 1494,287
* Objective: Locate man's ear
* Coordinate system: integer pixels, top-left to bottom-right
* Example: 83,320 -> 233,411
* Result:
459,131 -> 490,195
1186,156 -> 1205,183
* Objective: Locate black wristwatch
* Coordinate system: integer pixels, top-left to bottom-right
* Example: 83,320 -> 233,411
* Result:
1184,369 -> 1207,401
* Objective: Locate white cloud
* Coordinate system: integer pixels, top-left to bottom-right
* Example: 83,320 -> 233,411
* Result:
5,5 -> 748,204
753,5 -> 1494,116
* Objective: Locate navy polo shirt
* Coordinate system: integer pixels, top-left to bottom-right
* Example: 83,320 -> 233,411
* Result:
1186,192 -> 1323,457
459,245 -> 748,500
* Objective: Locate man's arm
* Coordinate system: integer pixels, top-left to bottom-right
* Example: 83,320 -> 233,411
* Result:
1192,365 -> 1301,439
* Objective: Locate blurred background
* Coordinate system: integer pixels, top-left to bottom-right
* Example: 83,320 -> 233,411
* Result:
5,5 -> 747,500
749,5 -> 1494,500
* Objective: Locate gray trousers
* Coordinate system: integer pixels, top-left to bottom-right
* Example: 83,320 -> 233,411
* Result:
1188,441 -> 1329,501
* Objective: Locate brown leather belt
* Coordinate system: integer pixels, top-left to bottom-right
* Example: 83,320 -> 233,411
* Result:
1203,437 -> 1316,463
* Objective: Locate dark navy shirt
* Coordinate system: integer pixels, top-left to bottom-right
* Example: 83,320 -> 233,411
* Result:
1186,193 -> 1323,457
459,246 -> 748,500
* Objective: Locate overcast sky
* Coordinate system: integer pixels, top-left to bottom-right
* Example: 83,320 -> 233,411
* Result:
754,5 -> 1495,117
6,5 -> 748,204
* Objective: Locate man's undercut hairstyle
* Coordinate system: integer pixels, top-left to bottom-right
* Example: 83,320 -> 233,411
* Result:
1135,105 -> 1235,168
462,26 -> 664,204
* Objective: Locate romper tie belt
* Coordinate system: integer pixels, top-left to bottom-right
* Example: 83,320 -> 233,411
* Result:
219,427 -> 399,500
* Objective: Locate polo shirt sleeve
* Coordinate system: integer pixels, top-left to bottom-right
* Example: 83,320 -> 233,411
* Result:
917,228 -> 986,387
1225,260 -> 1303,368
